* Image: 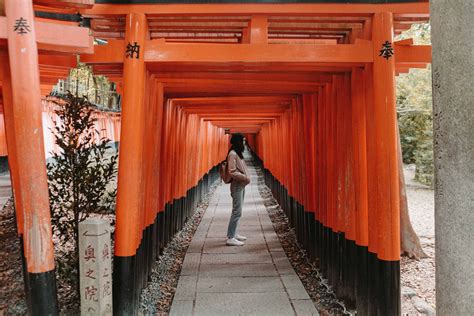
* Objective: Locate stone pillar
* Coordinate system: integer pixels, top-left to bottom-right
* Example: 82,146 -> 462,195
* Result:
79,218 -> 113,315
431,1 -> 474,314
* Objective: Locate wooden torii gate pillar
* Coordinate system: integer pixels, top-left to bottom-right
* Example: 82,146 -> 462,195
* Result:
3,1 -> 57,314
113,12 -> 148,313
0,0 -> 93,314
369,12 -> 401,314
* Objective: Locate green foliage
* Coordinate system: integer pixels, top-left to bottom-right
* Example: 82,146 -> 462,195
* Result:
397,110 -> 430,164
46,92 -> 118,310
396,23 -> 434,187
414,126 -> 434,187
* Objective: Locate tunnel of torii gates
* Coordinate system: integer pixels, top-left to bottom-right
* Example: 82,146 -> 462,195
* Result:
0,0 -> 432,315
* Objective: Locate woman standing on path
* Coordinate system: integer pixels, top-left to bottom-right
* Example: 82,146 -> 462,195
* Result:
226,134 -> 251,246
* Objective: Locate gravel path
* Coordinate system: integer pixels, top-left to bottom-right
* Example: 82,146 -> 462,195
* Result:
0,199 -> 27,315
401,164 -> 436,315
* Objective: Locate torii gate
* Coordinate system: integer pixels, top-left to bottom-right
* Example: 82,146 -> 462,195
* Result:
1,0 -> 433,315
79,2 -> 431,315
0,0 -> 94,314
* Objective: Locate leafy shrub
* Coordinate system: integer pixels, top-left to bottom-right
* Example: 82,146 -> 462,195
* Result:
47,92 -> 118,311
398,111 -> 432,163
414,123 -> 434,187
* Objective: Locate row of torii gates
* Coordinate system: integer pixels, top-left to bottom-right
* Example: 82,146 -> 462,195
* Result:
0,0 -> 454,315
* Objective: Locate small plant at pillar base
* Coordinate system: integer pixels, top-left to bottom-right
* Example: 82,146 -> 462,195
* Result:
46,92 -> 118,312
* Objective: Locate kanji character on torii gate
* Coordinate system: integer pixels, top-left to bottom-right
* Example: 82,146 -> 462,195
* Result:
0,0 -> 442,315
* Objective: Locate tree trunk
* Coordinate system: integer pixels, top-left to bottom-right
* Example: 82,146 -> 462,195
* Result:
398,127 -> 428,260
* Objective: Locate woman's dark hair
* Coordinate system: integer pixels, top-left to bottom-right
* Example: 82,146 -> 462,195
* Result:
229,133 -> 245,159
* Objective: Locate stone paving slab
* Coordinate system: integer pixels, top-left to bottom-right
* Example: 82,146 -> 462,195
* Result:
194,292 -> 295,316
195,219 -> 212,229
271,253 -> 296,275
268,242 -> 286,252
259,216 -> 274,224
204,236 -> 267,245
281,274 -> 312,300
171,157 -> 318,315
203,242 -> 268,254
187,239 -> 205,253
261,223 -> 276,232
193,229 -> 209,237
180,253 -> 201,276
173,276 -> 198,301
200,253 -> 273,265
293,299 -> 320,316
263,233 -> 280,242
197,276 -> 284,293
199,263 -> 279,277
170,300 -> 194,316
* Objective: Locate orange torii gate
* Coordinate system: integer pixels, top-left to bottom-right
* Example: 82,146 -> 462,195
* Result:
78,2 -> 430,315
0,0 -> 94,314
79,2 -> 431,315
1,0 -> 432,315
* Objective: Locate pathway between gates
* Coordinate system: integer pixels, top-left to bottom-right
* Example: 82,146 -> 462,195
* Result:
170,159 -> 319,316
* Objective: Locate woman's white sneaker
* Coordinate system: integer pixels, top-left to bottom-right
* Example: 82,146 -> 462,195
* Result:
226,238 -> 244,246
235,234 -> 247,241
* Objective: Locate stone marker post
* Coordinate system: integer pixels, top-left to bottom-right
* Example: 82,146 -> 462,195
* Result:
431,0 -> 474,314
79,218 -> 113,315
